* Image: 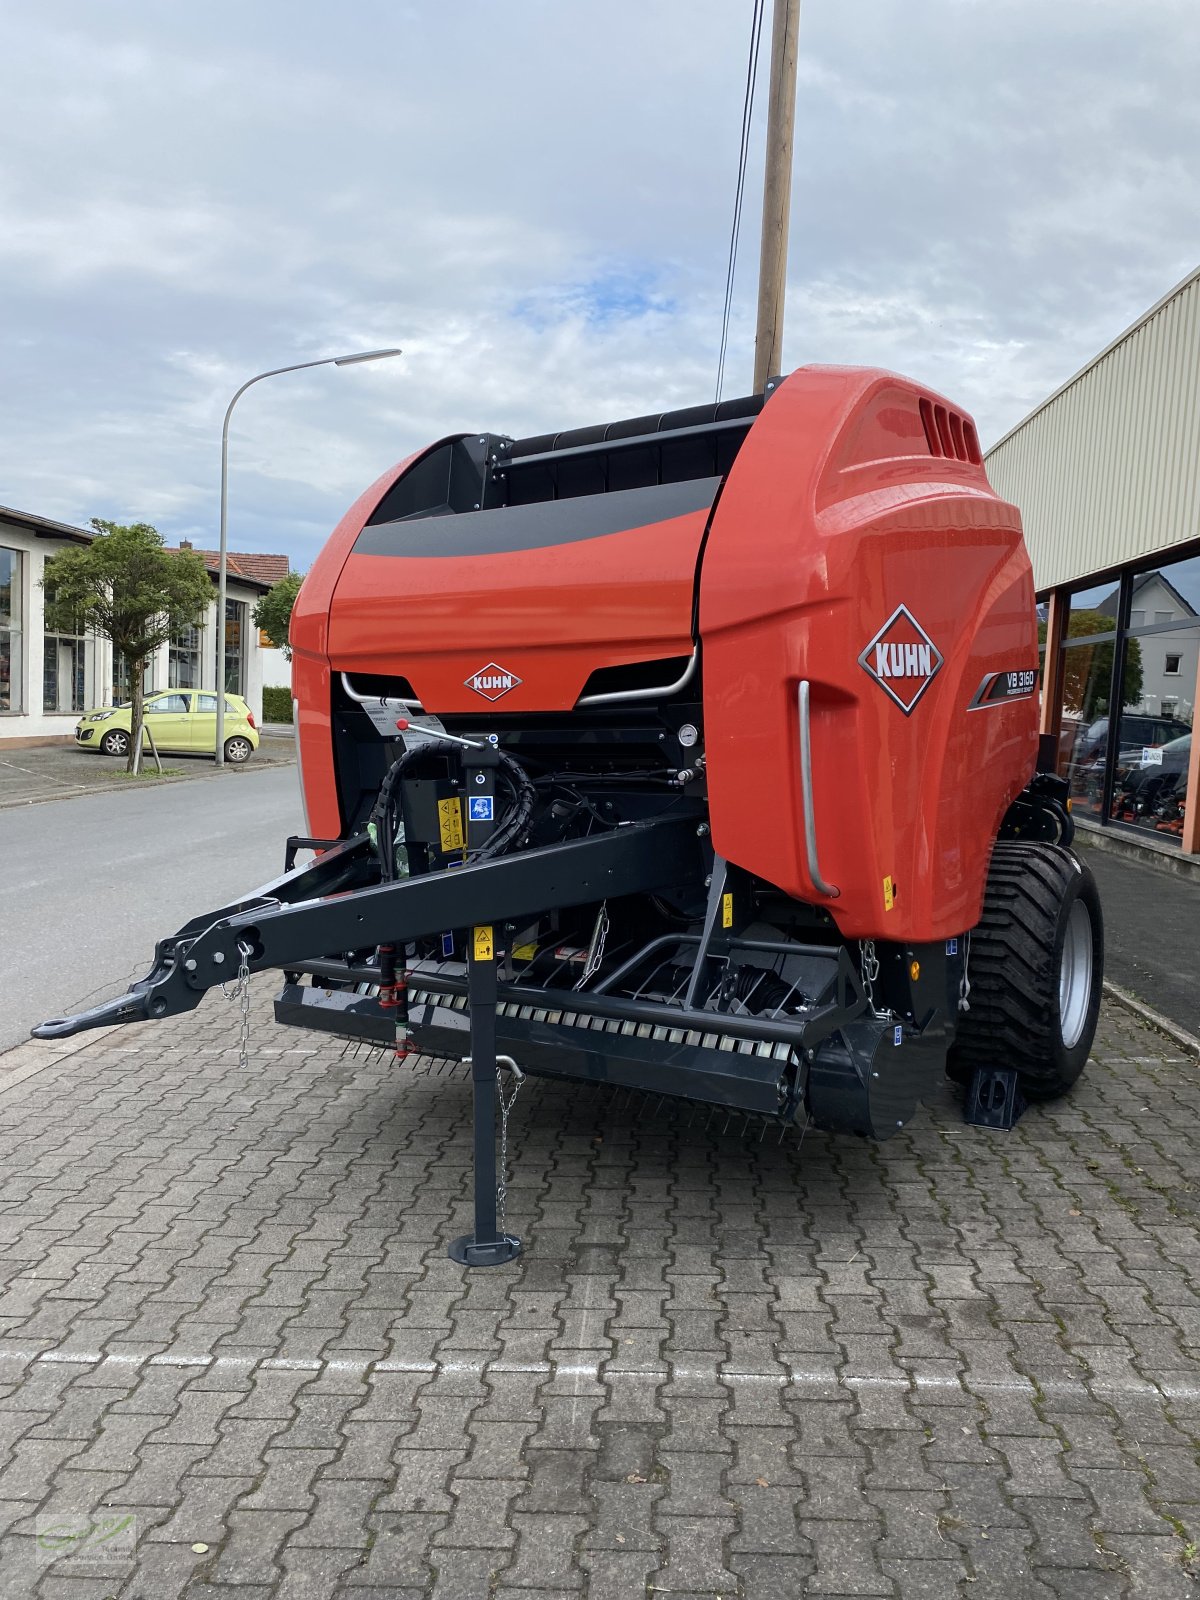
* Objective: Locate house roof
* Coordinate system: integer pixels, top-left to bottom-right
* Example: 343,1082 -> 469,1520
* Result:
164,547 -> 290,592
1096,570 -> 1198,621
0,504 -> 93,545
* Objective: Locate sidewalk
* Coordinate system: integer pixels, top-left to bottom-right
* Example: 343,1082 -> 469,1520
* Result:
1077,837 -> 1200,1043
0,729 -> 295,808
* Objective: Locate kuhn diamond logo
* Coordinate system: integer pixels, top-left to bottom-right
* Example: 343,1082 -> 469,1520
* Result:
858,605 -> 944,714
465,662 -> 522,702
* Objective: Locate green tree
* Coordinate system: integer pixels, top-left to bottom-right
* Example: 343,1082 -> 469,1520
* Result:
42,521 -> 213,772
252,571 -> 303,661
1038,608 -> 1143,717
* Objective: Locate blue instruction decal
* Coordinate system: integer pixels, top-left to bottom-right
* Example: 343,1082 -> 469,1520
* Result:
440,933 -> 454,957
946,937 -> 958,955
893,1025 -> 903,1047
468,795 -> 494,822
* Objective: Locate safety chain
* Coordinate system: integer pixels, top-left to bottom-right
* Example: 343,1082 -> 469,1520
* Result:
495,1056 -> 525,1241
958,930 -> 972,1013
226,939 -> 253,1072
858,937 -> 889,1019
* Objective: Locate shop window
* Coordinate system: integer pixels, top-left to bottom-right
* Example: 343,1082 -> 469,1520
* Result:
0,546 -> 22,713
1130,548 -> 1200,620
113,655 -> 154,703
169,623 -> 203,689
1107,628 -> 1195,845
42,581 -> 92,713
224,599 -> 245,695
1058,636 -> 1119,818
1066,579 -> 1120,637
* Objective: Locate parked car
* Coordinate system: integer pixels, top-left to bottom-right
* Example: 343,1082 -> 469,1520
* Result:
75,690 -> 260,764
1070,713 -> 1191,769
1112,733 -> 1191,821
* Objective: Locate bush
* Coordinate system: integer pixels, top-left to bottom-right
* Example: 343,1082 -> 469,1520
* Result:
262,685 -> 294,724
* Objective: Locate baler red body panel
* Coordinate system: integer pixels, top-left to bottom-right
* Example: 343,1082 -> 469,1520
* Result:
701,369 -> 1038,940
290,366 -> 1039,942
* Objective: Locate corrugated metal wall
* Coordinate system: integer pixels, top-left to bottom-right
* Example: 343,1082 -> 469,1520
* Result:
985,267 -> 1200,592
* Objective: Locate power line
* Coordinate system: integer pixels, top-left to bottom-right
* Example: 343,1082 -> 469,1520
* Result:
716,0 -> 766,403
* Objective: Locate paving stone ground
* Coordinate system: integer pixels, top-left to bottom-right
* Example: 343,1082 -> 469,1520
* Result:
0,987 -> 1198,1599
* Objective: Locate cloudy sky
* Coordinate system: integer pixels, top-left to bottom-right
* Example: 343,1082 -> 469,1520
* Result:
2,0 -> 1197,571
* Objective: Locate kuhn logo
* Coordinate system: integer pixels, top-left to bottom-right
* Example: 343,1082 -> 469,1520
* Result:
465,662 -> 522,701
858,605 -> 944,714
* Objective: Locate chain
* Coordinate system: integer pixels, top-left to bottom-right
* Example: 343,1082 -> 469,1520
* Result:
575,901 -> 610,990
858,937 -> 884,1016
219,940 -> 254,1067
958,930 -> 972,1013
495,1055 -> 525,1241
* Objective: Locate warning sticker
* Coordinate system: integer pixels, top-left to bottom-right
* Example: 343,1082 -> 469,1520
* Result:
437,797 -> 464,853
721,892 -> 734,929
883,875 -> 896,912
473,926 -> 494,962
468,795 -> 494,823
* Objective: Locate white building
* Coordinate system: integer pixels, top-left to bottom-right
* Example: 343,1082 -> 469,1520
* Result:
0,507 -> 288,744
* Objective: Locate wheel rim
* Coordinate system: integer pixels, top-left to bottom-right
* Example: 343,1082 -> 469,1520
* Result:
1059,898 -> 1094,1050
227,739 -> 250,763
108,732 -> 129,755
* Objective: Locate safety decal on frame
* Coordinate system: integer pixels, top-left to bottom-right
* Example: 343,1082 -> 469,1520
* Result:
893,1025 -> 903,1047
883,875 -> 896,912
946,937 -> 958,955
473,926 -> 494,962
468,795 -> 494,823
721,892 -> 734,929
440,933 -> 454,958
437,797 -> 464,853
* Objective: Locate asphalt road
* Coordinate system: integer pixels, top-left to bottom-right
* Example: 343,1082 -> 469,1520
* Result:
1077,838 -> 1200,1036
0,764 -> 304,1052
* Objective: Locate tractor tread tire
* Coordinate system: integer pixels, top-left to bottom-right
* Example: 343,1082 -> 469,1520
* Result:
949,841 -> 1103,1101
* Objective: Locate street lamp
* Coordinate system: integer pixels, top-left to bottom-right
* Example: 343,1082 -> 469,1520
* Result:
215,347 -> 402,767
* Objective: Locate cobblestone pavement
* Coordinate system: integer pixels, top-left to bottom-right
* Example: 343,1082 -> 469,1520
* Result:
0,989 -> 1198,1599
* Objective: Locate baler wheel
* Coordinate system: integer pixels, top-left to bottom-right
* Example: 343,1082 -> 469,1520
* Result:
948,842 -> 1103,1100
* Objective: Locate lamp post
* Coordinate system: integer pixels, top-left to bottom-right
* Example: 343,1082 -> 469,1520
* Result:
215,348 -> 402,767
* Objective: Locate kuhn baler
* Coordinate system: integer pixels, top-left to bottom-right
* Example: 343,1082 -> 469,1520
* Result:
38,366 -> 1103,1265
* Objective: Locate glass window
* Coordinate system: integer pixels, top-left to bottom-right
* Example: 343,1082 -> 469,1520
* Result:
1108,632 -> 1194,844
146,693 -> 190,714
1128,550 -> 1200,627
224,599 -> 245,695
169,623 -> 203,688
1067,580 -> 1119,639
42,581 -> 91,713
1059,635 -> 1119,819
0,546 -> 23,713
113,655 -> 155,703
1165,654 -> 1182,676
1130,610 -> 1145,627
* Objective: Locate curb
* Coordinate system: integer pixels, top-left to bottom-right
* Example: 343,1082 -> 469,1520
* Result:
0,1027 -> 119,1095
1102,978 -> 1200,1058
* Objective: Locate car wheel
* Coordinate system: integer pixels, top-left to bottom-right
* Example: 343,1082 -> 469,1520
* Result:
224,736 -> 254,765
100,728 -> 131,758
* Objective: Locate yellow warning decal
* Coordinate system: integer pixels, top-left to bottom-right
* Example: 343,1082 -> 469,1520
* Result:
437,796 -> 464,853
721,892 -> 734,929
512,943 -> 537,962
473,925 -> 494,962
883,875 -> 895,912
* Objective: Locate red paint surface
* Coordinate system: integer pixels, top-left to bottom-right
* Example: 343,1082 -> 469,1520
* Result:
291,370 -> 1038,939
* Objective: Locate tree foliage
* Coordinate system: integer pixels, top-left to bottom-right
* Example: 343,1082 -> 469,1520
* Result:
252,571 -> 303,660
43,520 -> 213,771
1038,608 -> 1143,716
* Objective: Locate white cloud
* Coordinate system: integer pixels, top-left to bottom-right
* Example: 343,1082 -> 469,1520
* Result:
0,0 -> 1196,568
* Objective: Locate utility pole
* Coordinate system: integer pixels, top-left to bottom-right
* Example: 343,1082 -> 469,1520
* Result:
753,0 -> 801,394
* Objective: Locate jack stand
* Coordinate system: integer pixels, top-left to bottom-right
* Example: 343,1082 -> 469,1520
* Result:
964,1065 -> 1026,1131
449,744 -> 522,1268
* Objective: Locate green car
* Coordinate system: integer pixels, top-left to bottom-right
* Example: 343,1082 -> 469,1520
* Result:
75,689 -> 261,764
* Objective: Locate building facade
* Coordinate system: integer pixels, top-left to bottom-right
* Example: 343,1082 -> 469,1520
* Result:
0,508 -> 287,743
985,266 -> 1200,857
